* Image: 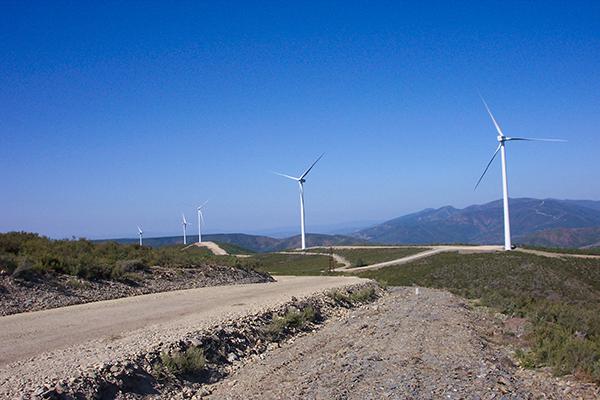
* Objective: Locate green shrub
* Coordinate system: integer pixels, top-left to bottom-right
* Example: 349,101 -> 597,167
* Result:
327,287 -> 378,304
349,287 -> 377,303
11,259 -> 39,281
0,253 -> 18,274
158,346 -> 206,378
353,258 -> 367,268
115,259 -> 148,273
262,306 -> 317,339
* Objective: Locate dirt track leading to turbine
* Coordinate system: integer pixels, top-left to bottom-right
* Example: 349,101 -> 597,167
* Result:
301,245 -> 600,273
0,276 -> 366,396
330,245 -> 503,272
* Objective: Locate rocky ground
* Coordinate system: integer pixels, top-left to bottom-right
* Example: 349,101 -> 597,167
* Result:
0,265 -> 273,316
207,287 -> 599,400
2,282 -> 378,399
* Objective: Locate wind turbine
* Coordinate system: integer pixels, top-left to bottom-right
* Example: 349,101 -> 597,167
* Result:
474,96 -> 565,251
181,213 -> 188,245
274,153 -> 324,250
137,226 -> 143,246
197,200 -> 208,243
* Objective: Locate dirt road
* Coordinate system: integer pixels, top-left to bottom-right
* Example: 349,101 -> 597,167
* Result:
332,245 -> 503,272
0,276 -> 366,397
187,241 -> 229,255
208,287 -> 598,399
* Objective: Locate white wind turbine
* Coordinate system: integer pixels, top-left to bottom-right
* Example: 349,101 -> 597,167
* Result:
181,213 -> 188,245
197,200 -> 208,243
137,226 -> 143,246
274,153 -> 325,250
475,96 -> 565,251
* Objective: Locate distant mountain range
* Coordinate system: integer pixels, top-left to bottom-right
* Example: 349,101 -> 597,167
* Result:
355,198 -> 600,247
102,198 -> 600,251
104,233 -> 366,253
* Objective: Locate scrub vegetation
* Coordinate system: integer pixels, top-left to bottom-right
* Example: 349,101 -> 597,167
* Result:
358,252 -> 600,383
0,231 -> 257,282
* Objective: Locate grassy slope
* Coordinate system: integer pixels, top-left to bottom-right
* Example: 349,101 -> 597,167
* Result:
214,242 -> 255,255
247,253 -> 336,276
358,252 -> 600,382
521,245 -> 600,256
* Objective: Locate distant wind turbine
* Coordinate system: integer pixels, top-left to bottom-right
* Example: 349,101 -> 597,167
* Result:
274,153 -> 325,250
182,213 -> 188,245
474,96 -> 565,251
197,200 -> 208,243
137,226 -> 143,246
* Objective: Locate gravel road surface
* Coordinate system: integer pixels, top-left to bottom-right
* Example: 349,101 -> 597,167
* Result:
208,287 -> 598,399
0,276 -> 366,397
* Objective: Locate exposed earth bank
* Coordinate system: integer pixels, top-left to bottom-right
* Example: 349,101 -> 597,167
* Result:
207,287 -> 599,400
0,265 -> 273,316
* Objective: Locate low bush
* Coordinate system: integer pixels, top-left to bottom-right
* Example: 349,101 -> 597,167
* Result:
349,287 -> 377,303
157,346 -> 206,378
11,260 -> 39,281
262,306 -> 317,339
328,286 -> 378,305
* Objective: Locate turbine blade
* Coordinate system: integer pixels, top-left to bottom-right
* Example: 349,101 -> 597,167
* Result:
182,213 -> 187,225
199,210 -> 205,225
137,226 -> 142,234
507,137 -> 567,142
198,200 -> 209,209
479,95 -> 504,137
272,171 -> 299,181
300,152 -> 325,179
474,144 -> 502,190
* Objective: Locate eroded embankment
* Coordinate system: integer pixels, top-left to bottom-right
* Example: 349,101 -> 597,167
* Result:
20,282 -> 382,400
0,265 -> 273,316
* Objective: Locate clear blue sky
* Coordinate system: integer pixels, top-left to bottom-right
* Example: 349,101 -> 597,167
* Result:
1,1 -> 599,239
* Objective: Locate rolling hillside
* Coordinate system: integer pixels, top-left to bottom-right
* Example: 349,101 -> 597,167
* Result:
355,198 -> 600,247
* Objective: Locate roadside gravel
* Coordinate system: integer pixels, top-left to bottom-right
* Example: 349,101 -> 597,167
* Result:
208,287 -> 599,399
0,275 -> 367,398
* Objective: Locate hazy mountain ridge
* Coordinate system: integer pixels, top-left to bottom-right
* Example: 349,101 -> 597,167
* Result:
355,198 -> 600,247
102,233 -> 365,253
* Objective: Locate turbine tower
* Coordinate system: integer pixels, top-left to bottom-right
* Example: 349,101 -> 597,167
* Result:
197,200 -> 208,243
182,213 -> 188,245
274,153 -> 324,250
137,226 -> 143,246
475,97 -> 565,251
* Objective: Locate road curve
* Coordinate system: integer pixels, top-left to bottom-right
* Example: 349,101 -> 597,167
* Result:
0,275 -> 367,396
